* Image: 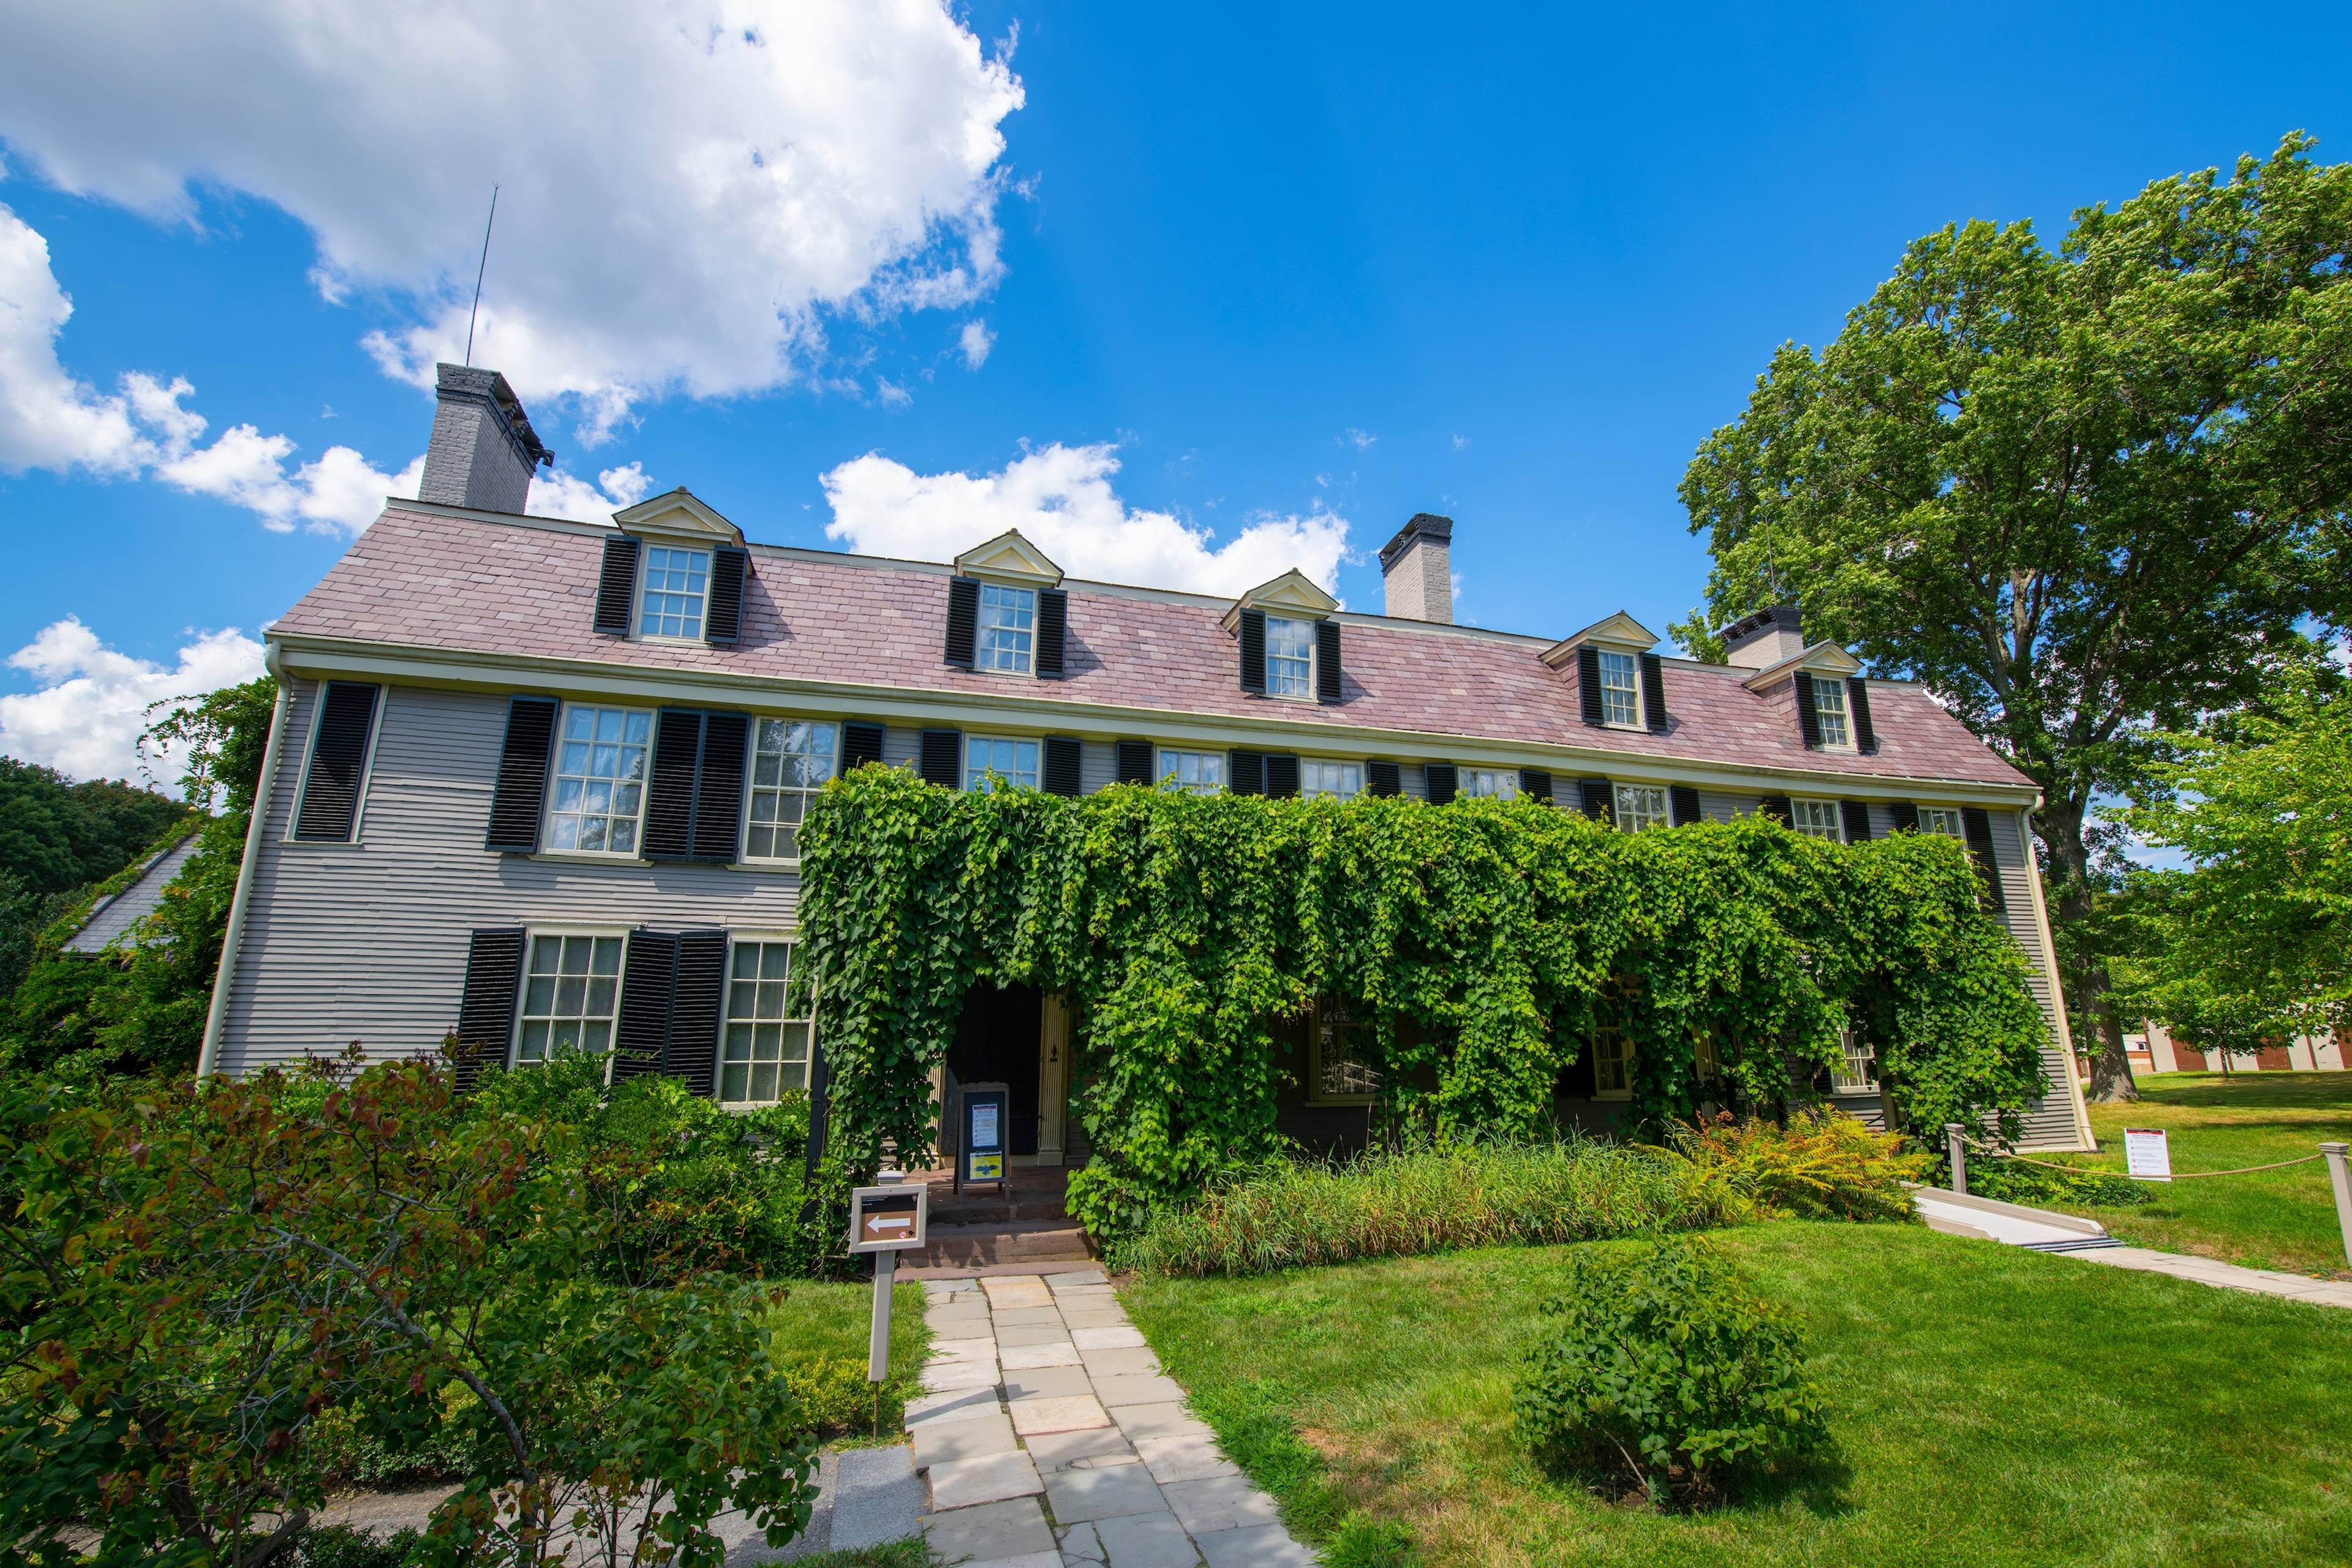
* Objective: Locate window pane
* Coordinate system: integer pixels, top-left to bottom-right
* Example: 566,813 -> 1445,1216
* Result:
514,930 -> 625,1068
1792,799 -> 1843,841
1158,750 -> 1224,794
1265,616 -> 1314,698
639,546 -> 711,639
965,734 -> 1039,791
1614,784 -> 1668,832
718,940 -> 814,1104
742,718 -> 840,861
1301,760 -> 1360,800
545,705 -> 652,856
1599,651 -> 1642,727
1814,680 -> 1851,748
976,584 -> 1036,674
1463,769 -> 1519,800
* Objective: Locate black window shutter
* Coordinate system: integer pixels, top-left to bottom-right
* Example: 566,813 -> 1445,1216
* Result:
1578,777 -> 1615,823
919,728 -> 962,789
1849,677 -> 1879,754
1239,608 -> 1267,695
1640,654 -> 1670,734
943,577 -> 980,668
452,927 -> 526,1090
613,929 -> 680,1082
484,696 -> 560,853
668,930 -> 728,1096
644,708 -> 705,860
1366,760 -> 1401,797
594,535 -> 641,635
1670,785 -> 1703,827
1425,763 -> 1458,805
842,722 -> 886,772
1043,736 -> 1083,797
1794,674 -> 1822,749
704,546 -> 748,645
1759,794 -> 1794,824
1230,749 -> 1266,796
1036,589 -> 1068,678
1841,800 -> 1873,843
1962,807 -> 2007,910
1316,620 -> 1343,704
1115,739 -> 1155,786
692,711 -> 750,862
1577,646 -> 1605,728
1520,768 -> 1553,802
1889,801 -> 1920,834
1265,753 -> 1300,799
293,680 -> 380,842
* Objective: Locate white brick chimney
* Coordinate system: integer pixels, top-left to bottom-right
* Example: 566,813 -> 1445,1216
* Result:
418,363 -> 552,514
1379,513 -> 1454,623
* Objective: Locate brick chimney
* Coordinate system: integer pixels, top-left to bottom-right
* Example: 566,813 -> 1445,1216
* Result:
417,363 -> 552,514
1379,512 -> 1454,623
1721,605 -> 1806,668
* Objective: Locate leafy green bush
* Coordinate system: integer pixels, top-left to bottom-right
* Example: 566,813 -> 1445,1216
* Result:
308,1384 -> 483,1488
1123,1137 -> 1746,1277
1512,1238 -> 1830,1506
1967,1154 -> 2154,1208
1672,1111 -> 1929,1221
292,1525 -> 426,1568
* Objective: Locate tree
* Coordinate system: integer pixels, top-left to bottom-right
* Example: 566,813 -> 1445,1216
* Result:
1676,134 -> 2352,1101
2111,661 -> 2351,1052
0,760 -> 194,1000
0,1054 -> 820,1567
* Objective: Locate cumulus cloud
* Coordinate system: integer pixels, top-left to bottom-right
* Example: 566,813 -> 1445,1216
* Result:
0,0 -> 1024,439
821,443 -> 1350,597
958,319 -> 995,369
0,617 -> 266,785
528,462 -> 654,523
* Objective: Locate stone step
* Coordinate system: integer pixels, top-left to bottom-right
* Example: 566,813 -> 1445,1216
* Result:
916,1219 -> 1095,1270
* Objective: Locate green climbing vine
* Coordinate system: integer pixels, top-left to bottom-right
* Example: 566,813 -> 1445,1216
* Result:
795,767 -> 2049,1241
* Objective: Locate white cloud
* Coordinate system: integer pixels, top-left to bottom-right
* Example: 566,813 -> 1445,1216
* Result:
0,617 -> 266,785
0,207 -> 148,473
527,462 -> 654,523
958,319 -> 995,370
821,443 -> 1351,597
1342,428 -> 1376,450
0,0 -> 1024,439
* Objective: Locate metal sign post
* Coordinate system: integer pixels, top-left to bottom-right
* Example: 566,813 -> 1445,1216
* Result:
847,1175 -> 929,1436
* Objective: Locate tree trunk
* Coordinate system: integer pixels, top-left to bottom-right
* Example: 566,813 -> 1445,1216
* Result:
2034,795 -> 2139,1104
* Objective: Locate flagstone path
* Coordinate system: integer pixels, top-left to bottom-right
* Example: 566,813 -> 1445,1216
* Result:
908,1268 -> 1317,1567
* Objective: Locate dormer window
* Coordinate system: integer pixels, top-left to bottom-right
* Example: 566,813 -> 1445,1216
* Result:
1811,677 -> 1852,749
1597,651 -> 1642,728
639,546 -> 711,639
1265,615 -> 1316,698
976,583 -> 1038,674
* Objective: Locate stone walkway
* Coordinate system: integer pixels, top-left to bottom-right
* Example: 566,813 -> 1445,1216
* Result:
908,1268 -> 1316,1567
2078,1244 -> 2352,1306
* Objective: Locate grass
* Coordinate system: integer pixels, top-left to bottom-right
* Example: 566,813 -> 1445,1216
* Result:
1122,1222 -> 2352,1567
780,1543 -> 930,1568
765,1273 -> 932,1438
1124,1139 -> 1741,1276
2063,1070 -> 2352,1278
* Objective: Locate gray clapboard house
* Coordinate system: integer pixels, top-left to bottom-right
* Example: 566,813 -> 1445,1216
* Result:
198,366 -> 2095,1155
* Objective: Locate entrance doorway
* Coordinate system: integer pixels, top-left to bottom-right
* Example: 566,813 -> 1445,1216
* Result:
947,981 -> 1042,1157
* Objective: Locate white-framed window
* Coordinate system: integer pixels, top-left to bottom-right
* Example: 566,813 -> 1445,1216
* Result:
720,936 -> 815,1106
638,545 -> 711,639
1790,798 -> 1844,842
744,719 -> 837,862
1265,614 -> 1315,699
1301,759 -> 1362,800
1308,998 -> 1377,1105
514,930 -> 625,1067
965,734 -> 1041,791
1461,768 -> 1519,800
976,583 -> 1037,674
1158,749 -> 1225,794
1812,677 -> 1852,748
1597,650 -> 1642,728
546,704 -> 652,855
1593,1023 -> 1634,1100
1920,806 -> 1965,839
1831,1030 -> 1878,1093
1614,783 -> 1669,832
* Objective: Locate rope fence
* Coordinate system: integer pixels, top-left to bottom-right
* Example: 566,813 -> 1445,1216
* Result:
1939,1123 -> 2352,1267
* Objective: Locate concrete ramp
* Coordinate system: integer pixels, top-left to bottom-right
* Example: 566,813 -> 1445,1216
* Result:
1912,1186 -> 2121,1252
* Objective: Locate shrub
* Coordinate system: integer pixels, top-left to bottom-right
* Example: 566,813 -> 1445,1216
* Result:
1672,1111 -> 1929,1221
292,1526 -> 425,1568
1123,1137 -> 1747,1277
1512,1238 -> 1830,1506
1967,1155 -> 2154,1208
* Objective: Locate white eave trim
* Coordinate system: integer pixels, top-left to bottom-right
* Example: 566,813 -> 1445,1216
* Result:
1741,641 -> 1862,692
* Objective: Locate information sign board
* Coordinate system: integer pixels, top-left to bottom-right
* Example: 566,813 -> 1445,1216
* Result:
846,1182 -> 929,1253
2124,1128 -> 2173,1183
959,1080 -> 1011,1193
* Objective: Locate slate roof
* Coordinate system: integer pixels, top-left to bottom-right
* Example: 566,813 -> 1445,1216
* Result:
64,833 -> 201,955
271,505 -> 2037,792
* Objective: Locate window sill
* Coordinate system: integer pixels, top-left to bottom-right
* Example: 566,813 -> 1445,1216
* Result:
530,850 -> 652,867
1306,1096 -> 1374,1109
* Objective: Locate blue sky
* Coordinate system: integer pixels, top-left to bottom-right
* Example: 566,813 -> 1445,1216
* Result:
2,1 -> 2346,784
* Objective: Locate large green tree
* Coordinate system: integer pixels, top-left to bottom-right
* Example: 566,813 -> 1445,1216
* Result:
1676,134 -> 2352,1100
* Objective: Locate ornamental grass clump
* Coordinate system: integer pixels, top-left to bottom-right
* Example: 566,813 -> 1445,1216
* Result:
1123,1137 -> 1746,1277
1512,1237 -> 1830,1507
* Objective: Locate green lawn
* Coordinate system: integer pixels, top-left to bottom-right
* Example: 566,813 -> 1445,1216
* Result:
766,1273 -> 932,1438
1122,1223 -> 2352,1567
2066,1071 -> 2352,1278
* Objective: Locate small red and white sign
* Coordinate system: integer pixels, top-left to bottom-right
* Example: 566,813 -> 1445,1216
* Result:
2124,1128 -> 2172,1183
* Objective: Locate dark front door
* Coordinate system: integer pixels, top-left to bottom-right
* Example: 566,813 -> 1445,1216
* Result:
948,982 -> 1042,1156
